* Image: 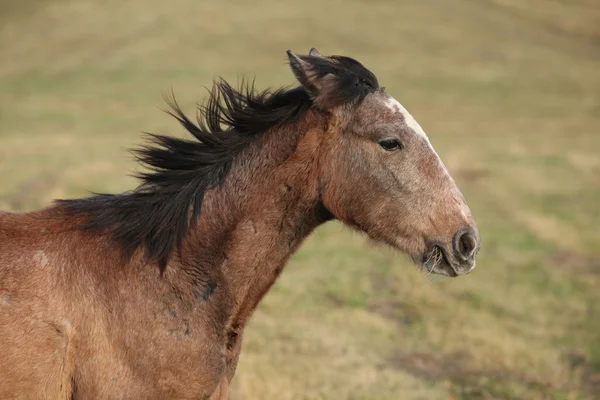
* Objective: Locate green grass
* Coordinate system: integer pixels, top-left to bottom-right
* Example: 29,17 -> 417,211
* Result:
1,0 -> 599,398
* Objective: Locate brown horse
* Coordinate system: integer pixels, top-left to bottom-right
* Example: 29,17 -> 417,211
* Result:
0,49 -> 480,399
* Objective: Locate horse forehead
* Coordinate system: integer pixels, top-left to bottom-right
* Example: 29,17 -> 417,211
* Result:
380,95 -> 429,141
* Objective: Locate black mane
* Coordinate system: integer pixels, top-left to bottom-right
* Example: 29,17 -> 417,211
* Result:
58,56 -> 378,271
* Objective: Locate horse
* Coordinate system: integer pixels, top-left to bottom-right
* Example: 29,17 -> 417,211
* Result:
0,48 -> 480,399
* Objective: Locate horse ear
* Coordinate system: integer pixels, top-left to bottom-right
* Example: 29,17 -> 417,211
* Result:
309,48 -> 325,58
287,49 -> 346,109
287,50 -> 322,97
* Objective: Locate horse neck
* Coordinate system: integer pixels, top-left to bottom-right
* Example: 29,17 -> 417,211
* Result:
180,110 -> 330,330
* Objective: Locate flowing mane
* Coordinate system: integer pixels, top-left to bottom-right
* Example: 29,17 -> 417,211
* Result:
57,55 -> 379,271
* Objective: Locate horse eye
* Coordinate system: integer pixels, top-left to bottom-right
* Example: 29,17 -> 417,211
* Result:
379,139 -> 403,151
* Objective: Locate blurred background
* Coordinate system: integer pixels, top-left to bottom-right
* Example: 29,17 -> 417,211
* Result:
1,0 -> 599,399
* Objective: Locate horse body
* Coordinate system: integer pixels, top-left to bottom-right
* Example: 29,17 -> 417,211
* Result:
0,112 -> 327,398
1,210 -> 77,399
0,209 -> 224,398
0,49 -> 480,399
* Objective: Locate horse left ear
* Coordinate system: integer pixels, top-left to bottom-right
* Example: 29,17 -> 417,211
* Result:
308,48 -> 325,58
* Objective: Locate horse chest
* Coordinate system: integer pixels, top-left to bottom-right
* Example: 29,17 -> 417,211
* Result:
74,281 -> 236,398
77,320 -> 229,399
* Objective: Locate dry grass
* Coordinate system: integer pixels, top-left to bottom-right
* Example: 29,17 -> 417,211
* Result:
1,0 -> 599,398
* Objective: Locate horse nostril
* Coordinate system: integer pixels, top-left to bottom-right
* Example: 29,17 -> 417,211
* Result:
454,230 -> 478,260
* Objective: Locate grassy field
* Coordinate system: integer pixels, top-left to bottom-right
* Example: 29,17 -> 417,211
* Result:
1,0 -> 600,398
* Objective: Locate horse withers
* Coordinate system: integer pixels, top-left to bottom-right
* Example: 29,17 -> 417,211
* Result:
0,48 -> 480,399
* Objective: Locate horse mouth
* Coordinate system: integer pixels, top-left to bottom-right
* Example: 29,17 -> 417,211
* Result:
422,244 -> 457,277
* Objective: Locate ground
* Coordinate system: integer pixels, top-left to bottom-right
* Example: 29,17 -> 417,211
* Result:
1,0 -> 599,398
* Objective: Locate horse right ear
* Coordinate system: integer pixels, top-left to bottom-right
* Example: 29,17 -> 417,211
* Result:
287,50 -> 324,99
286,49 -> 354,109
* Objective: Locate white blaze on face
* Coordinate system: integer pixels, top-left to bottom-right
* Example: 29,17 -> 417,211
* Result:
384,96 -> 430,144
383,95 -> 471,220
